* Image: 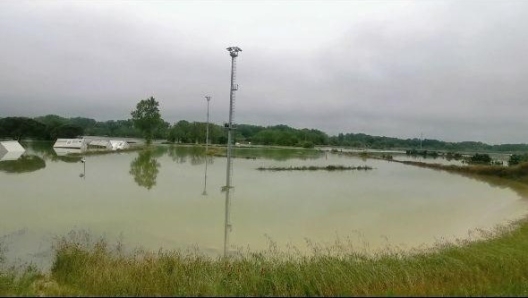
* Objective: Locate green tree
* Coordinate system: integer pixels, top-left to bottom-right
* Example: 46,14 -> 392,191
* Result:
168,120 -> 191,143
153,120 -> 170,140
130,97 -> 164,145
0,117 -> 49,140
469,153 -> 492,165
34,114 -> 68,129
51,124 -> 84,139
68,117 -> 96,131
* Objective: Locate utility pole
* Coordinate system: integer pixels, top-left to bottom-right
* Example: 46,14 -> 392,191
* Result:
224,46 -> 242,257
205,95 -> 211,152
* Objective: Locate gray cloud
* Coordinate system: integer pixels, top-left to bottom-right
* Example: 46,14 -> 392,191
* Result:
1,1 -> 527,144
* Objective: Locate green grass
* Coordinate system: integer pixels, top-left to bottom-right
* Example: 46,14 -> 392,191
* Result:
0,244 -> 42,297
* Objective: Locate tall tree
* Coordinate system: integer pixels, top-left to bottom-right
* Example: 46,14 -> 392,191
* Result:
130,97 -> 164,145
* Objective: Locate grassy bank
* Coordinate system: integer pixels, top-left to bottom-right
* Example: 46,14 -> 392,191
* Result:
0,267 -> 41,296
1,220 -> 526,296
0,246 -> 41,297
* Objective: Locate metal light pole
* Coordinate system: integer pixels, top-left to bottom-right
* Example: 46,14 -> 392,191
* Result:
205,96 -> 211,151
224,46 -> 242,257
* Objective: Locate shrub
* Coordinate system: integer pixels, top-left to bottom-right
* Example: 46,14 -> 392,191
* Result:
509,154 -> 528,167
301,141 -> 314,149
469,153 -> 492,165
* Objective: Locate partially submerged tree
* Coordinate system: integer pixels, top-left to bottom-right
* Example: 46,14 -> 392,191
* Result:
130,97 -> 164,145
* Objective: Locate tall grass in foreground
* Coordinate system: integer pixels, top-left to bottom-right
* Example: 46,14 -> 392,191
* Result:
20,220 -> 527,296
0,243 -> 41,296
0,266 -> 41,297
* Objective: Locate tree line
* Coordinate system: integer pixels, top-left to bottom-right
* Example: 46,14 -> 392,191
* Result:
0,117 -> 330,149
1,96 -> 528,152
0,115 -> 143,140
329,132 -> 528,153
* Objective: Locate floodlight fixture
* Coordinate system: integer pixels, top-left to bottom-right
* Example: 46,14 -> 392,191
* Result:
227,46 -> 242,57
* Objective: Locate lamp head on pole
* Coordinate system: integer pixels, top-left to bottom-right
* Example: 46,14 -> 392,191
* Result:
226,46 -> 242,57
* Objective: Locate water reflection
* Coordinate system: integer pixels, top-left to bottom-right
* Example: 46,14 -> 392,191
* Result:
223,185 -> 233,257
22,142 -> 84,163
129,149 -> 161,190
20,141 -> 321,165
202,155 -> 210,196
167,146 -> 189,164
55,155 -> 83,163
0,155 -> 46,173
80,157 -> 86,179
0,150 -> 24,162
232,147 -> 323,161
19,141 -> 56,161
167,145 -> 208,165
51,148 -> 85,164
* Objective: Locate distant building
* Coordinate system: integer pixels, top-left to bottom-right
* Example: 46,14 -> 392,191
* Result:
87,139 -> 112,150
109,140 -> 130,150
52,137 -> 134,156
83,136 -> 142,148
53,138 -> 87,151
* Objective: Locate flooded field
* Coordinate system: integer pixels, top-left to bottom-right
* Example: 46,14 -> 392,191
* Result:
1,141 -> 528,271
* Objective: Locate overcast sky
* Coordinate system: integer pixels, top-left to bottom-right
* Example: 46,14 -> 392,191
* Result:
1,0 -> 527,144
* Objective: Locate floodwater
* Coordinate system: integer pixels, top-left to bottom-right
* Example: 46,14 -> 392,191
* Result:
1,141 -> 528,271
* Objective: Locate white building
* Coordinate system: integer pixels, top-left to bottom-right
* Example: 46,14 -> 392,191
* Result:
109,140 -> 130,150
53,137 -> 131,154
87,139 -> 112,150
53,138 -> 87,151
